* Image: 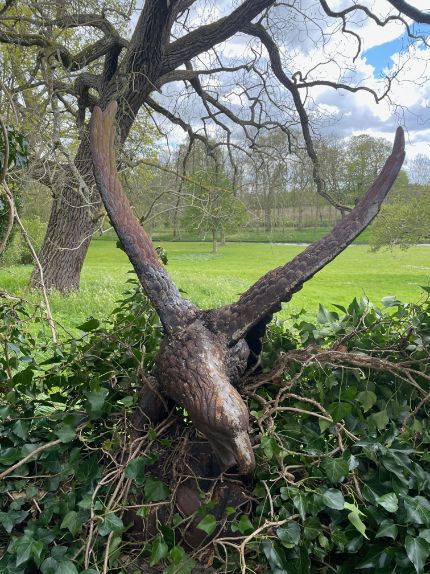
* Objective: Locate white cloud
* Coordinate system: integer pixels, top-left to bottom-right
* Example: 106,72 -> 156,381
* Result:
153,1 -> 430,161
266,3 -> 430,156
330,0 -> 417,50
405,136 -> 430,161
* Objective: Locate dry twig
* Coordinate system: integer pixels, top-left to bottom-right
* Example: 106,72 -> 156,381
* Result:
0,114 -> 57,342
0,438 -> 62,481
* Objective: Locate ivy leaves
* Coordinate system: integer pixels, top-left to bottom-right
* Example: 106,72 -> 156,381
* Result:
405,535 -> 430,574
1,285 -> 430,573
255,294 -> 430,574
0,286 -> 163,573
321,456 -> 349,483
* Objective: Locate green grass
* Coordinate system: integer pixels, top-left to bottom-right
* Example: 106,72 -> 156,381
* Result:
1,240 -> 429,334
100,226 -> 372,244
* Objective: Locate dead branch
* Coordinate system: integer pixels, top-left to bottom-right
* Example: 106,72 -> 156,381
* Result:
0,438 -> 62,481
247,344 -> 430,398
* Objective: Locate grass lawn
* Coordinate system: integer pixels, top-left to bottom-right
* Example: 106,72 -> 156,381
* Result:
1,240 -> 429,334
99,226 -> 372,244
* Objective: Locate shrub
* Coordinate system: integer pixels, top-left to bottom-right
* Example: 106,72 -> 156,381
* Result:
0,287 -> 429,573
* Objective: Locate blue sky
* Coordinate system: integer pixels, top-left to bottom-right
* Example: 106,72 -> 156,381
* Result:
364,24 -> 430,76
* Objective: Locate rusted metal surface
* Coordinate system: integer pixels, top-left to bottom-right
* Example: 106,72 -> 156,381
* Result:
90,103 -> 405,475
90,104 -> 196,334
155,320 -> 255,472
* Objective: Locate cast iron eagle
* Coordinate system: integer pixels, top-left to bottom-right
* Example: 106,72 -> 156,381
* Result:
90,102 -> 405,473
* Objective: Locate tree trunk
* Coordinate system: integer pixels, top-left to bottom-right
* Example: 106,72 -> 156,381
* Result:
298,204 -> 303,229
220,227 -> 225,246
32,86 -> 157,291
31,189 -> 95,291
172,192 -> 182,240
31,0 -> 173,291
212,228 -> 217,253
30,144 -> 97,291
264,203 -> 272,232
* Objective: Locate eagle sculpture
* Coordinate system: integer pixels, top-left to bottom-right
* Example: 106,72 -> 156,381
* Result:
89,102 -> 405,474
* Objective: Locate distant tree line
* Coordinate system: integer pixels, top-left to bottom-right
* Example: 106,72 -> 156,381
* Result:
2,118 -> 428,263
113,129 -> 427,251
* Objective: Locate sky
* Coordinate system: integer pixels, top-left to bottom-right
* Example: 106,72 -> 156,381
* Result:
151,1 -> 430,167
363,29 -> 428,77
319,11 -> 430,163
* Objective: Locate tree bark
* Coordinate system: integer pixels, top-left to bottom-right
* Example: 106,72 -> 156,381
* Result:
32,0 -> 172,291
27,0 -> 280,291
32,188 -> 95,291
220,226 -> 225,246
212,228 -> 217,253
172,189 -> 182,240
264,204 -> 272,232
30,141 -> 97,291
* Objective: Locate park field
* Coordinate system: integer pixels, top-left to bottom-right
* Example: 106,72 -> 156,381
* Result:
0,240 -> 429,334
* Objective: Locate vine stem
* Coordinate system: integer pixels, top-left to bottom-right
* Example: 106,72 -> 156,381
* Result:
0,112 -> 13,255
0,114 -> 57,343
215,515 -> 300,574
0,438 -> 62,481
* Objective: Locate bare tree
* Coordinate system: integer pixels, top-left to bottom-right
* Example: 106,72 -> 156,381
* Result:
409,153 -> 430,186
0,0 -> 427,290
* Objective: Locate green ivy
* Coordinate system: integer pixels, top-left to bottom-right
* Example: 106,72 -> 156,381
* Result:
249,292 -> 430,574
0,286 -> 429,573
0,281 -> 162,573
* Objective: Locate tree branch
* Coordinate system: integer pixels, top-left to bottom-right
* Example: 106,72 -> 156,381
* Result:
387,0 -> 430,24
0,439 -> 62,481
294,79 -> 389,104
242,22 -> 350,212
0,112 -> 13,256
158,64 -> 250,87
162,0 -> 276,74
248,344 -> 429,397
51,12 -> 122,36
146,96 -> 211,149
318,0 -> 426,56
